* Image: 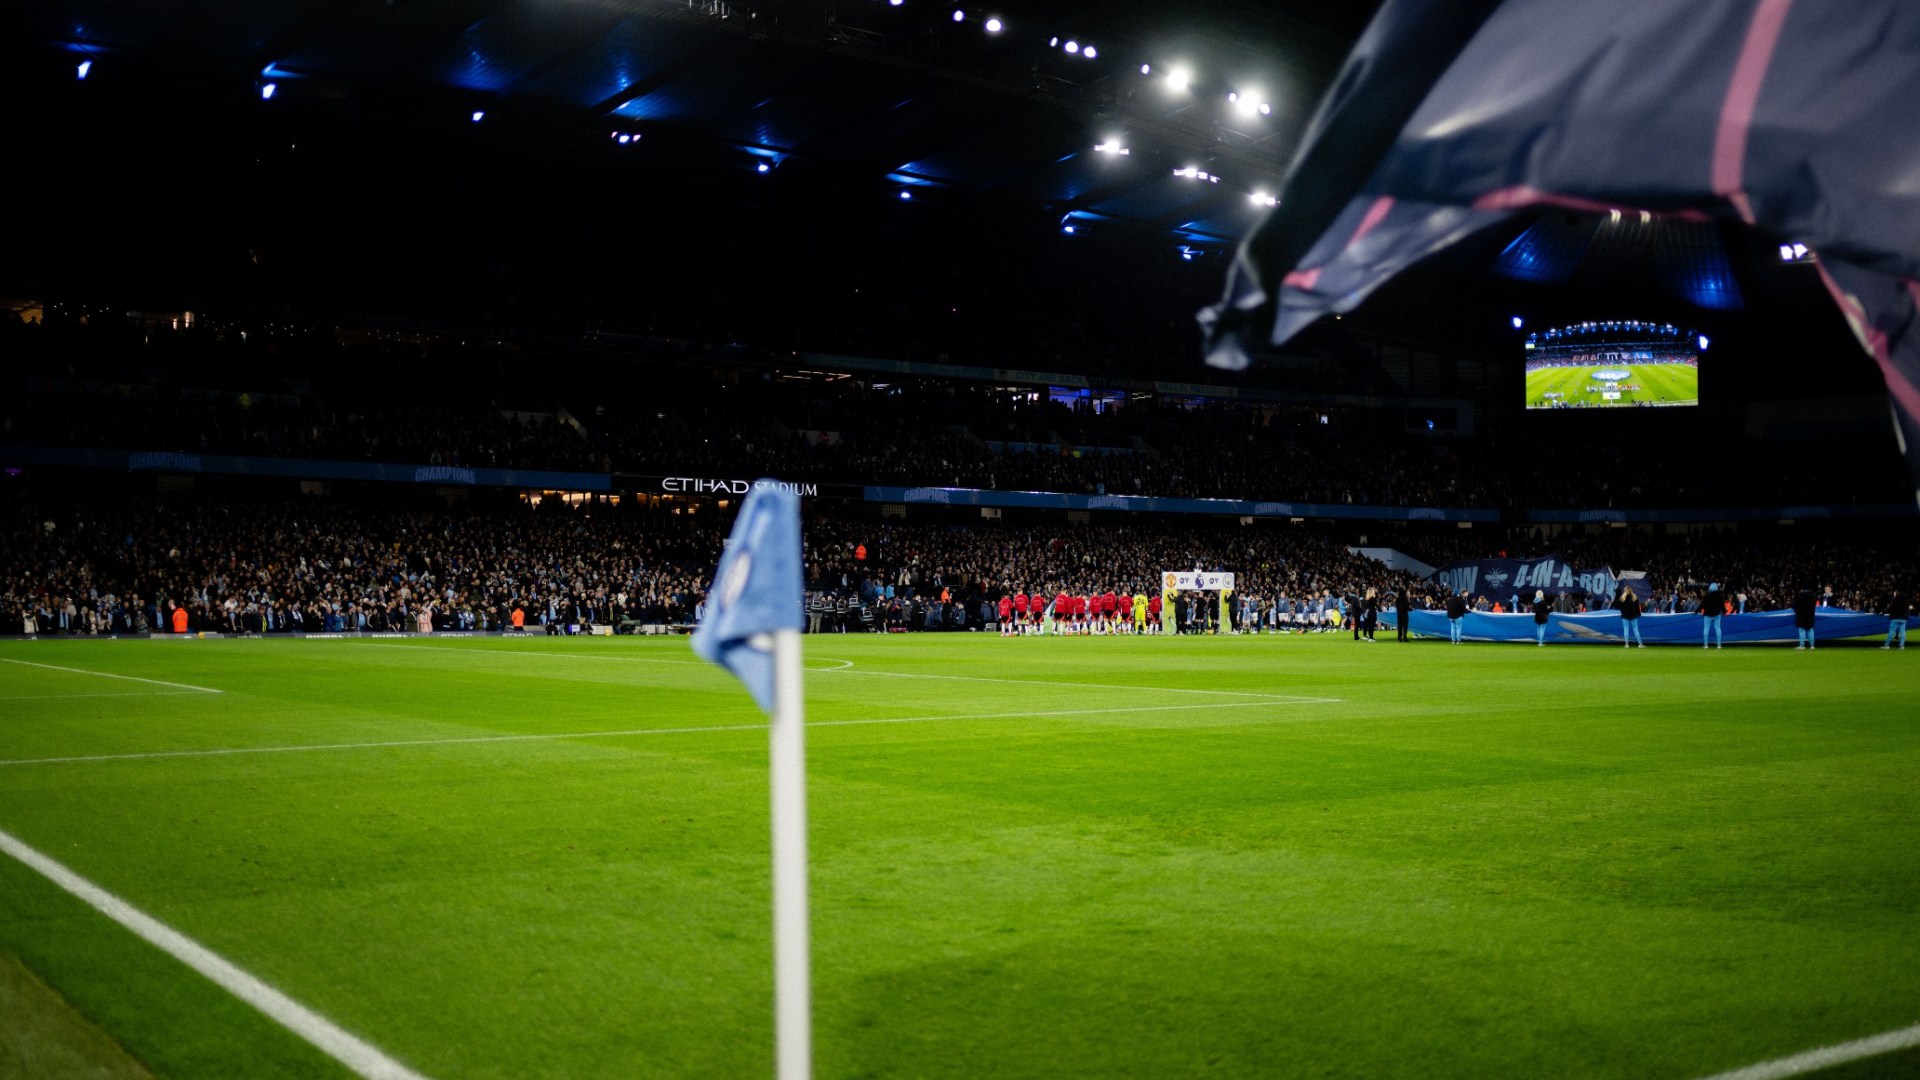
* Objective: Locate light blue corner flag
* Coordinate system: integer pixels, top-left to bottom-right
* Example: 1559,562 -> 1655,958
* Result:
691,483 -> 804,714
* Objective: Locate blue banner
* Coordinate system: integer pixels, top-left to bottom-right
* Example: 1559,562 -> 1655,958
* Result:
1401,608 -> 1916,645
863,485 -> 1499,523
1431,554 -> 1618,601
0,445 -> 611,492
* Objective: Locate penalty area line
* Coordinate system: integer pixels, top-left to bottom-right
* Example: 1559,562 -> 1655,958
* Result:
0,658 -> 224,695
0,826 -> 429,1080
0,699 -> 1336,768
1695,1021 -> 1920,1080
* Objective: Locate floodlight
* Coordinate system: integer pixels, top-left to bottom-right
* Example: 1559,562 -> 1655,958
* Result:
951,9 -> 964,22
471,110 -> 485,123
757,162 -> 771,173
76,60 -> 92,80
1258,102 -> 1271,115
260,82 -> 277,100
1166,66 -> 1192,92
1062,224 -> 1076,234
899,190 -> 913,200
1083,46 -> 1096,58
1140,63 -> 1151,75
1698,334 -> 1710,350
1511,316 -> 1524,329
985,17 -> 1001,32
1063,40 -> 1079,53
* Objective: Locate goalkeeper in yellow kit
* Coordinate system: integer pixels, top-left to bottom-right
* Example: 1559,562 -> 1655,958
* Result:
1131,591 -> 1148,634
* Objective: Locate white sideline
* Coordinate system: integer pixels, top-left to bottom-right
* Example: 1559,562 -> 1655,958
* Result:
0,691 -> 205,701
1697,1022 -> 1920,1080
0,658 -> 224,694
0,826 -> 428,1080
359,642 -> 1324,701
0,699 -> 1330,768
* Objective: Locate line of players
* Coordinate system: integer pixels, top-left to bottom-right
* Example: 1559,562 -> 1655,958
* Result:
995,588 -> 1163,635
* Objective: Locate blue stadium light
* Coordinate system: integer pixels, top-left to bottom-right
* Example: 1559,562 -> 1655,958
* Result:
756,162 -> 771,173
470,110 -> 485,123
1698,334 -> 1710,350
984,17 -> 1002,33
951,8 -> 965,22
260,82 -> 277,100
899,190 -> 913,200
889,0 -> 903,5
76,59 -> 92,80
1062,224 -> 1076,234
1511,316 -> 1524,329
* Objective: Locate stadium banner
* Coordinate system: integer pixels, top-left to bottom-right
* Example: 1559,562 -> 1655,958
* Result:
1400,608 -> 1918,646
0,444 -> 610,491
624,475 -> 863,500
863,485 -> 1499,523
1431,554 -> 1618,601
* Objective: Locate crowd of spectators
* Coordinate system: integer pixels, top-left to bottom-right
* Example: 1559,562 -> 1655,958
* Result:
5,313 -> 1909,511
5,487 -> 1915,639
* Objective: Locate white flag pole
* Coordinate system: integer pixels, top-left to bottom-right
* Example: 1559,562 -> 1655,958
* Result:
767,627 -> 812,1080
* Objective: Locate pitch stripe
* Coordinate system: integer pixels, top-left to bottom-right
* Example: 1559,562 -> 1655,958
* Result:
0,826 -> 429,1080
0,691 -> 208,701
0,658 -> 223,695
0,700 -> 1335,768
1696,1022 -> 1920,1080
358,642 -> 1330,701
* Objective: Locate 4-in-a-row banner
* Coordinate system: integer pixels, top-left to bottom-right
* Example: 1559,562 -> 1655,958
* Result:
1162,572 -> 1235,591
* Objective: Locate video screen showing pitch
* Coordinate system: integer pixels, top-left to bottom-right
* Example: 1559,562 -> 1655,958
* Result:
1524,321 -> 1701,409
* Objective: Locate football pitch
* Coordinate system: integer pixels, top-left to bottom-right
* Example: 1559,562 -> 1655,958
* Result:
1526,363 -> 1699,408
3,634 -> 1917,1079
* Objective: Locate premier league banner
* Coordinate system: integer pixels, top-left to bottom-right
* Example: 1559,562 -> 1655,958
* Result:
1431,554 -> 1617,602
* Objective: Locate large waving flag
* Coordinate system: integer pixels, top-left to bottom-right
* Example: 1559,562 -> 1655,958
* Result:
1200,0 -> 1920,502
691,482 -> 804,712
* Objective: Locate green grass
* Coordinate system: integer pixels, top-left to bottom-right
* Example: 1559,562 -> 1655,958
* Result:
1526,363 -> 1699,408
1,634 -> 1917,1079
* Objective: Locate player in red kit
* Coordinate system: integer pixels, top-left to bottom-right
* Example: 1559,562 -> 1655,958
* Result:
1147,591 -> 1163,634
1103,590 -> 1120,633
1012,591 -> 1029,634
998,594 -> 1014,636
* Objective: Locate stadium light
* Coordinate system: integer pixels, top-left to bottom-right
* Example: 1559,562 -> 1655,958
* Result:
1062,224 -> 1076,234
1140,63 -> 1151,75
1249,191 -> 1277,207
76,59 -> 91,80
889,0 -> 903,5
757,162 -> 771,173
260,82 -> 277,100
1166,65 -> 1192,92
951,9 -> 964,22
1083,45 -> 1097,58
470,110 -> 485,123
1698,334 -> 1710,350
1511,316 -> 1524,329
898,190 -> 913,200
1063,40 -> 1079,53
1093,140 -> 1129,155
984,17 -> 1002,32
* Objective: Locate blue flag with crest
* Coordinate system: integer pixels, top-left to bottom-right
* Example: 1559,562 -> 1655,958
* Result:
691,483 -> 804,715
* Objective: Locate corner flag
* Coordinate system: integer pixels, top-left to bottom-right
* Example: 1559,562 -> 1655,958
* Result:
692,484 -> 804,713
691,482 -> 812,1080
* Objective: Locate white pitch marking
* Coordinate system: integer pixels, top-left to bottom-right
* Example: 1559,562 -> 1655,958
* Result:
0,658 -> 224,695
0,691 -> 206,701
0,826 -> 429,1080
0,700 -> 1330,768
357,642 -> 855,671
356,642 -> 1324,701
1695,1021 -> 1920,1080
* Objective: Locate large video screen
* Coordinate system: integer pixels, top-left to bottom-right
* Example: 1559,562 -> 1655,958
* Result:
1524,321 -> 1700,409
